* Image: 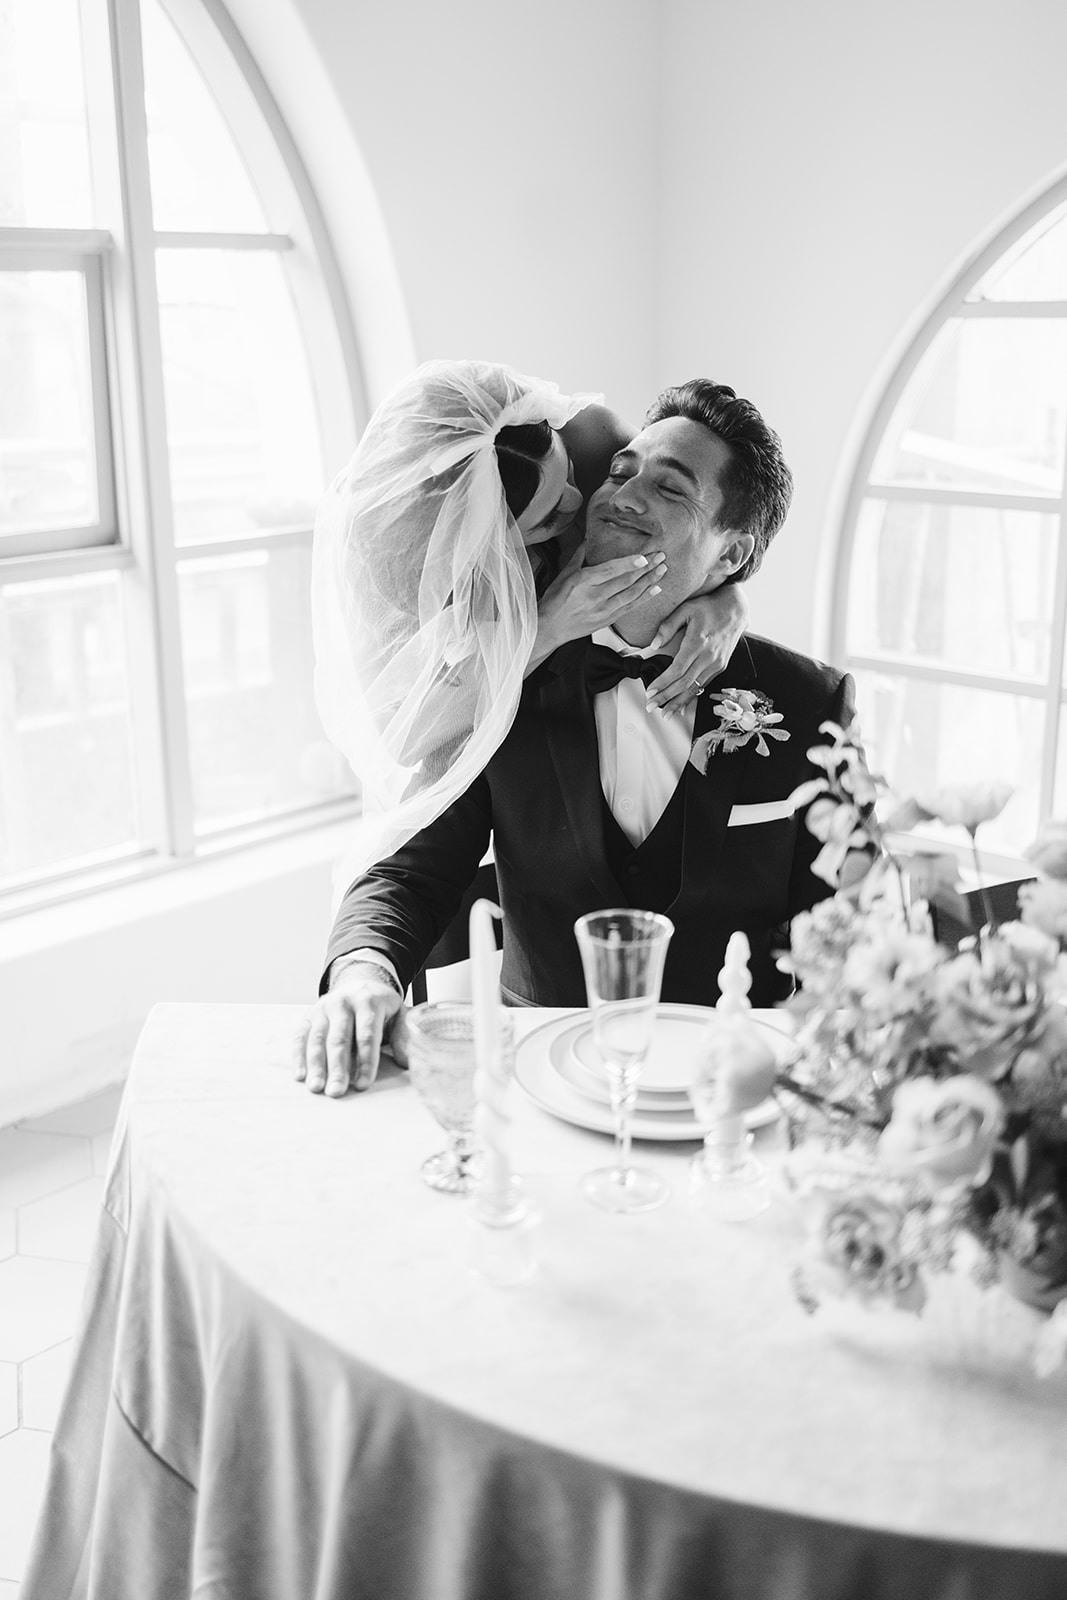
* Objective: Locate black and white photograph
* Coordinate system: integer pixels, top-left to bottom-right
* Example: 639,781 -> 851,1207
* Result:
2,1 -> 1067,1595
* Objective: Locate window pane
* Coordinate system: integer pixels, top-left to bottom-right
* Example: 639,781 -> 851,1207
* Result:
0,270 -> 97,536
970,204 -> 1067,302
848,499 -> 1056,679
1051,707 -> 1067,816
0,0 -> 93,227
156,250 -> 323,542
141,0 -> 268,233
871,320 -> 1067,496
0,573 -> 139,881
853,671 -> 1042,857
177,546 -> 353,831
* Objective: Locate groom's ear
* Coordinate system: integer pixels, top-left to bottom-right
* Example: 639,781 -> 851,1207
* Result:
714,532 -> 756,580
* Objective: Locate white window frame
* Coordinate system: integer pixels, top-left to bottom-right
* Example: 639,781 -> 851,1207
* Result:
0,0 -> 366,917
831,172 -> 1067,876
0,231 -> 117,557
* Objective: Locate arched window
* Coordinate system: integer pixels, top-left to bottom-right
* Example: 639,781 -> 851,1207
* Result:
0,0 -> 362,908
834,175 -> 1067,871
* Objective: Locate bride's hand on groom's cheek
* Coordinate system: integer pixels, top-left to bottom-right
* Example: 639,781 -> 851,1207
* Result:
532,545 -> 669,659
294,968 -> 406,1097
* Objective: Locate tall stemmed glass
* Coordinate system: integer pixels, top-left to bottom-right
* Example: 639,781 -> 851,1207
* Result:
574,909 -> 675,1213
406,1002 -> 510,1194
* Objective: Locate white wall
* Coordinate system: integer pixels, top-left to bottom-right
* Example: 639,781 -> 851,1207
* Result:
0,826 -> 348,1126
256,0 -> 663,432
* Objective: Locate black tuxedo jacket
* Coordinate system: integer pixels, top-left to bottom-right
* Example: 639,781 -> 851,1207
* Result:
326,633 -> 857,1008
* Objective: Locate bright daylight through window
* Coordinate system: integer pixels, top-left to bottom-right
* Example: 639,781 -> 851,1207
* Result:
0,0 -> 359,906
835,179 -> 1067,872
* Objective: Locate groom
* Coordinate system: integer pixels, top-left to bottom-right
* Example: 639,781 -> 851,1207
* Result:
297,379 -> 858,1095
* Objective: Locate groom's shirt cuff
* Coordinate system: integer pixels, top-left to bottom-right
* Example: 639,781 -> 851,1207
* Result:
328,948 -> 403,994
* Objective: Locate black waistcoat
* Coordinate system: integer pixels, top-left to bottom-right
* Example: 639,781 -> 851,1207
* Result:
599,781 -> 687,913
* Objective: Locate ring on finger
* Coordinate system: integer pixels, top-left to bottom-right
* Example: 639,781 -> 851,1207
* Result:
691,679 -> 703,695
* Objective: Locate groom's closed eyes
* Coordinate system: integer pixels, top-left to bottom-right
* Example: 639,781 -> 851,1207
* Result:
607,449 -> 700,498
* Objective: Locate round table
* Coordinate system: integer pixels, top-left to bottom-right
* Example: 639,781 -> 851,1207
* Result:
22,1002 -> 1067,1600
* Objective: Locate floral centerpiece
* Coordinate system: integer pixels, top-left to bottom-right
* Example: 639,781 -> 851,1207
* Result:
776,721 -> 1067,1375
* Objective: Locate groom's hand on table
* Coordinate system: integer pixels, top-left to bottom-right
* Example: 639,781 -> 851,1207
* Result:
294,961 -> 409,1096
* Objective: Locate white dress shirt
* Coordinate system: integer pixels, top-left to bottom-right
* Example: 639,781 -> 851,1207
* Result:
591,626 -> 696,846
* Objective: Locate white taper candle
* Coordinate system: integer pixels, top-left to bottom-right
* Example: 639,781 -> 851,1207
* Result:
470,898 -> 511,1210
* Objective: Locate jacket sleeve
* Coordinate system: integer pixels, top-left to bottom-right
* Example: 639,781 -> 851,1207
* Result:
321,776 -> 493,995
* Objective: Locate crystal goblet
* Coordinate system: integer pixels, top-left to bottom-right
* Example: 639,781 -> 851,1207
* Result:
573,909 -> 674,1214
406,1002 -> 512,1194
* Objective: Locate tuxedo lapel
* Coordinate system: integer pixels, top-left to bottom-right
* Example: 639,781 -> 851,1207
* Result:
672,638 -> 758,916
538,641 -> 623,903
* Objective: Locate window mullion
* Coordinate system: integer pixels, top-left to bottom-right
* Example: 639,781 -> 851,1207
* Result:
80,0 -> 195,858
85,253 -> 118,541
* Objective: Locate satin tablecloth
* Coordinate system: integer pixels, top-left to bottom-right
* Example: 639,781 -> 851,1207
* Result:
21,1002 -> 1067,1600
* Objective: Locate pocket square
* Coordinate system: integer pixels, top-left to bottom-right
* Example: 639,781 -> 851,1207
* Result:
727,799 -> 797,827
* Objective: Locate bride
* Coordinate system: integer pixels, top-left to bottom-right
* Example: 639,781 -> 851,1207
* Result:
312,359 -> 748,884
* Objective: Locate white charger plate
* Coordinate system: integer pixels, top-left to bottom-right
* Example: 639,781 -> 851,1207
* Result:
553,1044 -> 692,1112
515,1006 -> 795,1142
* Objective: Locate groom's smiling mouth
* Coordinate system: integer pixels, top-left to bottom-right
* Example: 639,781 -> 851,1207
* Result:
589,507 -> 653,538
587,510 -> 655,554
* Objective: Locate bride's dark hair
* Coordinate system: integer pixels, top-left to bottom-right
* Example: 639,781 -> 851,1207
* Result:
494,420 -> 554,517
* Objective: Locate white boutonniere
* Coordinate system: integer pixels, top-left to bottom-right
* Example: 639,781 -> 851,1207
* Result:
688,688 -> 790,773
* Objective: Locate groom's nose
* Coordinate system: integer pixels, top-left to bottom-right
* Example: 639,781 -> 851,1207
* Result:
610,472 -> 649,518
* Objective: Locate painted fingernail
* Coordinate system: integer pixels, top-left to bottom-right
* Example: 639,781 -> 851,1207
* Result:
649,584 -> 662,596
634,556 -> 649,567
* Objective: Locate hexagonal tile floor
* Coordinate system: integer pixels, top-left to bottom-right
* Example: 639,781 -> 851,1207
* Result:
0,1081 -> 124,1587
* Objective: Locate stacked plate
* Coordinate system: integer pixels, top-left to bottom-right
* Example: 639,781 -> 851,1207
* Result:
514,1004 -> 796,1142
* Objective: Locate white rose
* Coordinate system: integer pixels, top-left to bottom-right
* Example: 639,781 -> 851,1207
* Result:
878,1075 -> 1004,1191
911,782 -> 1012,833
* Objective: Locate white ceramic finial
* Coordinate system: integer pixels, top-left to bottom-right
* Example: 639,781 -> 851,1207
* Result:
716,930 -> 752,1018
690,929 -> 772,1219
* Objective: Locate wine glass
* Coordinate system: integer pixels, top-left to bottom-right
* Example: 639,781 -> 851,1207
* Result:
405,1002 -> 511,1194
573,909 -> 674,1213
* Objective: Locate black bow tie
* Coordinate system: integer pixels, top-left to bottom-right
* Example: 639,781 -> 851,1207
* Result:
585,642 -> 673,696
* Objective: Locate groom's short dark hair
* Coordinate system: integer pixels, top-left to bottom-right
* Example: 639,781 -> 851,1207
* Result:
645,380 -> 793,583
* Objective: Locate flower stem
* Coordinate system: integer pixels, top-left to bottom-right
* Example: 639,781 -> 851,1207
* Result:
892,853 -> 913,926
774,1074 -> 884,1131
970,829 -> 997,936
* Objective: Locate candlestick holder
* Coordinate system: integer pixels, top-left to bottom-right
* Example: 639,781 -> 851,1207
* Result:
688,1107 -> 771,1220
468,1182 -> 540,1286
688,933 -> 773,1220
